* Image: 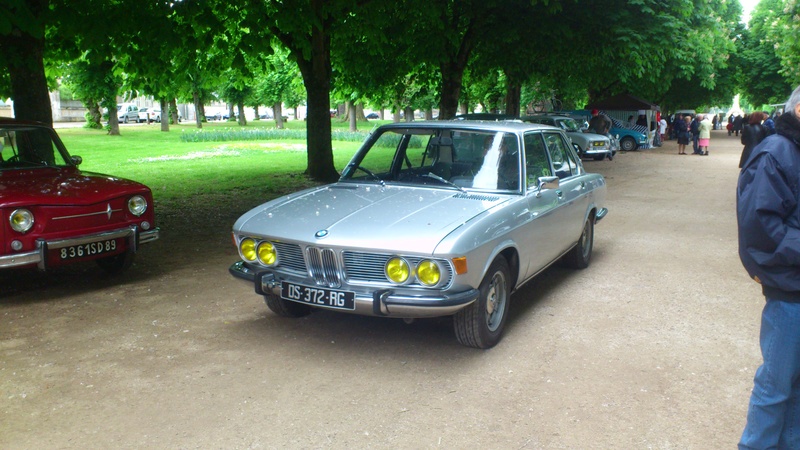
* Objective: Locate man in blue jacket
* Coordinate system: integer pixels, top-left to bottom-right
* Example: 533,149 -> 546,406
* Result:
737,84 -> 800,449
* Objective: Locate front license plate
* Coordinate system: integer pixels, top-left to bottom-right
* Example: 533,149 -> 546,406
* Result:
280,282 -> 355,310
59,239 -> 120,260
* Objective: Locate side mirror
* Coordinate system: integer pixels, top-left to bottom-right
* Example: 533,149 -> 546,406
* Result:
537,176 -> 559,190
70,155 -> 82,166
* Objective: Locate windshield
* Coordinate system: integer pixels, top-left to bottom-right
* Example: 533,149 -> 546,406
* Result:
0,126 -> 70,169
556,118 -> 580,132
341,128 -> 521,192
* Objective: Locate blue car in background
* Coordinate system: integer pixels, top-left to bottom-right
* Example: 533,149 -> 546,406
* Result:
567,110 -> 650,152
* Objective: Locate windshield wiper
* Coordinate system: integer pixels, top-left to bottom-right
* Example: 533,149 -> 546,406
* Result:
423,172 -> 466,192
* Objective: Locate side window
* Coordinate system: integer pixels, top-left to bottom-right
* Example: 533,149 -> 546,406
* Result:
544,132 -> 578,179
524,132 -> 550,188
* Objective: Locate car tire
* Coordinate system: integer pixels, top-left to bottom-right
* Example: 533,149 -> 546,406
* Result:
96,252 -> 134,275
454,256 -> 511,349
264,294 -> 312,318
564,216 -> 594,269
620,136 -> 636,152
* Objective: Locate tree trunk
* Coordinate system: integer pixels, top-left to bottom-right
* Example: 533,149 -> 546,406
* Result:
106,101 -> 120,136
404,106 -> 414,122
253,105 -> 260,120
504,78 -> 521,117
355,103 -> 365,121
0,0 -> 51,126
278,4 -> 338,182
86,100 -> 103,129
192,91 -> 203,129
425,108 -> 433,120
438,72 -> 462,120
161,98 -> 170,132
274,102 -> 284,129
348,100 -> 357,131
169,98 -> 180,125
228,104 -> 236,122
237,101 -> 246,126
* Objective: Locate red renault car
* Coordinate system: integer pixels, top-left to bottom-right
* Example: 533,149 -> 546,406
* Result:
0,119 -> 159,274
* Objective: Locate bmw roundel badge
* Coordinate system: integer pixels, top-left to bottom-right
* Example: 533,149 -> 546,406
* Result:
315,229 -> 329,239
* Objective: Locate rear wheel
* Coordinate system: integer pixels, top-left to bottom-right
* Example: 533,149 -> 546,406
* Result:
620,136 -> 636,152
265,294 -> 312,318
454,256 -> 511,349
564,216 -> 594,269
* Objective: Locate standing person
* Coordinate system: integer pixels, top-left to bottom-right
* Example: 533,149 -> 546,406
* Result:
672,113 -> 684,140
675,115 -> 690,154
690,115 -> 701,154
659,115 -> 668,142
737,85 -> 800,449
588,109 -> 611,135
734,114 -> 744,136
739,112 -> 767,168
712,114 -> 719,130
697,114 -> 712,155
762,112 -> 775,136
729,113 -> 735,135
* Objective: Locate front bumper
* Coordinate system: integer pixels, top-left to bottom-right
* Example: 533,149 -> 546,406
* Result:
0,225 -> 159,270
229,261 -> 479,318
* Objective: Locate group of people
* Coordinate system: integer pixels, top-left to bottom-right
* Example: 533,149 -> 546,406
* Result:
673,113 -> 712,155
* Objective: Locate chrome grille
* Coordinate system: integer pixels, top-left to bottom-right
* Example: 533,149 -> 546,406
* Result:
272,242 -> 305,273
306,247 -> 342,288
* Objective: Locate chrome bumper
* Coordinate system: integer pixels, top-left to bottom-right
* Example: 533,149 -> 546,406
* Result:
0,225 -> 159,270
229,261 -> 479,318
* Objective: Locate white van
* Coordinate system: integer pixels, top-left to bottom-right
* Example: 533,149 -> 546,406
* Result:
117,103 -> 139,123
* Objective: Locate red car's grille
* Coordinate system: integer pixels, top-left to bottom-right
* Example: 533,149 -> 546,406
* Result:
41,200 -> 130,233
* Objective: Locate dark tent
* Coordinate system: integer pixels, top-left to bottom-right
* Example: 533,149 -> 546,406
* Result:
585,93 -> 660,111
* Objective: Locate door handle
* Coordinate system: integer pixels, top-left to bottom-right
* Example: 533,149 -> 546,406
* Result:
556,190 -> 563,198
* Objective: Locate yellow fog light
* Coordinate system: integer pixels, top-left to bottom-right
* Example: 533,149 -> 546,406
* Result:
385,257 -> 410,284
416,260 -> 441,286
257,241 -> 277,266
240,238 -> 257,261
9,209 -> 34,233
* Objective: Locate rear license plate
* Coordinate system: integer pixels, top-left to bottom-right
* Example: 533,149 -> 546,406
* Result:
280,281 -> 355,310
59,239 -> 119,260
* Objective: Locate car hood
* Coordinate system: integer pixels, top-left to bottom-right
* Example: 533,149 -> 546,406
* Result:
234,183 -> 510,253
0,167 -> 150,208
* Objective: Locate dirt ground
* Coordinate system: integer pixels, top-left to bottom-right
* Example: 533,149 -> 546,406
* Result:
1,130 -> 762,449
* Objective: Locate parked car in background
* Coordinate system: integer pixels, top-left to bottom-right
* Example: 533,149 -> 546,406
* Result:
0,119 -> 159,274
205,112 -> 222,121
609,118 -> 649,151
366,112 -> 380,119
137,107 -> 158,123
117,103 -> 139,123
521,114 -> 613,160
229,120 -> 607,348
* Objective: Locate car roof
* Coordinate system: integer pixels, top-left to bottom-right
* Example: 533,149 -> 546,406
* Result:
521,114 -> 572,120
377,120 -> 556,133
0,118 -> 51,128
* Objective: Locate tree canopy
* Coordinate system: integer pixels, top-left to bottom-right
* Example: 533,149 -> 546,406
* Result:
2,0 -> 796,179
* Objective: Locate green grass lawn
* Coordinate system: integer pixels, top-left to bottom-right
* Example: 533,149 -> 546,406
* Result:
56,119 -> 383,203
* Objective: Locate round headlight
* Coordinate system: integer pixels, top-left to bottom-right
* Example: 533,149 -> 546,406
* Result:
257,241 -> 277,266
416,260 -> 441,286
128,195 -> 147,216
9,209 -> 34,233
240,238 -> 257,261
385,257 -> 410,284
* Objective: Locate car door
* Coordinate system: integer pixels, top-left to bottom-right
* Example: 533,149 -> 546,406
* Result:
516,132 -> 567,280
543,131 -> 590,251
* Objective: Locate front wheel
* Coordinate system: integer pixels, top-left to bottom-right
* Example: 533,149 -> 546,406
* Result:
96,252 -> 134,275
564,216 -> 594,269
454,256 -> 511,349
620,136 -> 636,152
265,295 -> 312,318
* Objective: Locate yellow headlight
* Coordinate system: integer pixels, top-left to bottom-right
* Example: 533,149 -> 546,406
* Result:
240,238 -> 257,261
9,209 -> 34,233
385,257 -> 410,283
257,241 -> 277,265
416,260 -> 441,286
